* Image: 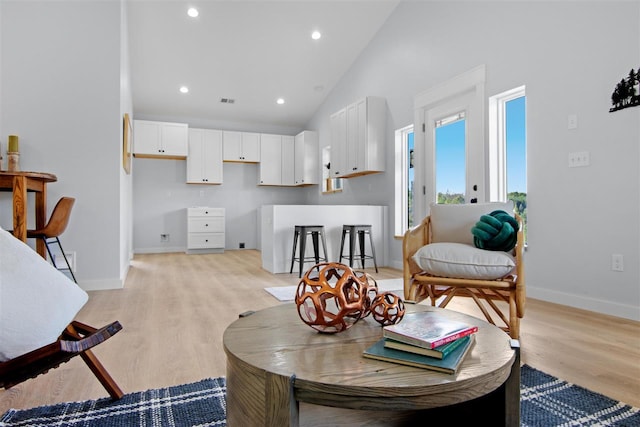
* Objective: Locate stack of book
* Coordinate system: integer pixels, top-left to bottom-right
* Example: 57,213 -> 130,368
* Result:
363,311 -> 478,374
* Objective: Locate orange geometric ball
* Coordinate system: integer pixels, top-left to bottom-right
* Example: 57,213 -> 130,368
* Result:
369,291 -> 405,326
295,262 -> 368,333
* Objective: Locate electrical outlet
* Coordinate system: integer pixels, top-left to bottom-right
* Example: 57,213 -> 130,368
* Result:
568,151 -> 590,167
161,234 -> 170,243
611,254 -> 624,272
567,114 -> 578,129
239,242 -> 245,249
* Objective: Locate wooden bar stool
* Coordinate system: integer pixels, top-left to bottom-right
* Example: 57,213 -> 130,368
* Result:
289,225 -> 328,278
339,224 -> 378,273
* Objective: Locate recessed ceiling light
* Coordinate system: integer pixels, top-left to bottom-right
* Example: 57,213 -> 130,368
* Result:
311,31 -> 321,40
276,98 -> 285,105
187,7 -> 199,18
180,86 -> 189,94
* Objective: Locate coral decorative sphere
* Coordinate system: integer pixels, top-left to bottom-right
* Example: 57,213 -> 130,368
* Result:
295,262 -> 368,333
370,292 -> 406,326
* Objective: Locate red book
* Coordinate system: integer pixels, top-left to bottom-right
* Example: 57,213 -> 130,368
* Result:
382,311 -> 478,350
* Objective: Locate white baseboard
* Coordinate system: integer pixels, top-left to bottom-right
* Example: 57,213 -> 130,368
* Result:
518,286 -> 639,321
134,246 -> 186,254
79,278 -> 124,291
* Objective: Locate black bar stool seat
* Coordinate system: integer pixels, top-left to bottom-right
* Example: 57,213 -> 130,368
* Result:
289,225 -> 328,278
339,224 -> 378,273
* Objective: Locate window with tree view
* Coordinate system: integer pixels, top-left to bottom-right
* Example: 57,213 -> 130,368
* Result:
505,95 -> 527,239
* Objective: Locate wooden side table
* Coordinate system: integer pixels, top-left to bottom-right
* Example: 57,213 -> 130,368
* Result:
0,171 -> 57,258
224,303 -> 520,426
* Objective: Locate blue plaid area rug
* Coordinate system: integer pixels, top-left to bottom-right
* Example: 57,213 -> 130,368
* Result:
0,377 -> 226,427
1,366 -> 638,426
521,365 -> 640,426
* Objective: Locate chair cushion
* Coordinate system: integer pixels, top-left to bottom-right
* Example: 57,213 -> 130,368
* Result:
412,242 -> 516,280
429,201 -> 514,245
0,226 -> 88,362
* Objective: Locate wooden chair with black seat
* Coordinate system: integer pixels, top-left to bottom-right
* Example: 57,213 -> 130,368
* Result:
27,196 -> 77,283
403,201 -> 525,339
0,225 -> 123,400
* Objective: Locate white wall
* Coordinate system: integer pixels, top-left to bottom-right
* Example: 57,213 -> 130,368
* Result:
305,1 -> 640,320
120,0 -> 134,283
0,0 -> 130,290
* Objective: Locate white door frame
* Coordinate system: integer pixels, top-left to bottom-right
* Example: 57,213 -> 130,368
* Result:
413,65 -> 486,221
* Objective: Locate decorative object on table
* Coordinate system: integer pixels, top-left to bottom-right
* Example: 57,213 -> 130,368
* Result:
363,334 -> 475,374
610,68 -> 640,112
471,209 -> 518,251
369,291 -> 405,326
7,134 -> 19,172
382,311 -> 478,350
384,333 -> 470,359
359,272 -> 379,319
295,262 -> 368,333
295,262 -> 405,333
122,113 -> 132,174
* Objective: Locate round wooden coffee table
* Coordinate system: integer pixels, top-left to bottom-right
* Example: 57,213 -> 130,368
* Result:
223,303 -> 519,426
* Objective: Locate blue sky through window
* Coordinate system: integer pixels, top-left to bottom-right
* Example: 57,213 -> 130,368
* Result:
506,96 -> 526,193
435,119 -> 466,195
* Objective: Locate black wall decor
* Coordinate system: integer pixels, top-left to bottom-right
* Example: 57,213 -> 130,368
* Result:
610,68 -> 640,112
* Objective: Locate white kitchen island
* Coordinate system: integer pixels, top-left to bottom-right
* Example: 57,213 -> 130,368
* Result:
260,205 -> 388,274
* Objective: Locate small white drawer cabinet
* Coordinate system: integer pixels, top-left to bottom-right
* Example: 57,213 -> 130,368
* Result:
187,207 -> 225,254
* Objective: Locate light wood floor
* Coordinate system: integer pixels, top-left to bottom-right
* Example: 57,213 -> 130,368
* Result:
1,250 -> 639,414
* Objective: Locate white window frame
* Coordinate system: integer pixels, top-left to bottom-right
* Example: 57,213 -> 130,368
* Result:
394,124 -> 414,237
488,85 -> 526,201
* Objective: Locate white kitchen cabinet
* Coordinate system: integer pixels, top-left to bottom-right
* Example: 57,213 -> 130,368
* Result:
223,131 -> 260,162
281,135 -> 295,186
259,133 -> 294,186
329,108 -> 347,178
187,207 -> 225,254
294,130 -> 318,186
187,128 -> 223,184
134,120 -> 188,159
329,97 -> 386,178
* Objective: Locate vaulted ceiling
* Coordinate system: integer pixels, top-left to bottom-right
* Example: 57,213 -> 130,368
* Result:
127,1 -> 400,129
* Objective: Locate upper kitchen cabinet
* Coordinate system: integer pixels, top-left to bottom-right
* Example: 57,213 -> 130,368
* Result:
187,128 -> 223,184
294,130 -> 318,186
329,97 -> 386,178
259,134 -> 295,186
223,131 -> 260,162
133,120 -> 188,159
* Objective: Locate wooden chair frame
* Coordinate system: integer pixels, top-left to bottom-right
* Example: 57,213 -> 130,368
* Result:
403,214 -> 525,339
0,320 -> 124,399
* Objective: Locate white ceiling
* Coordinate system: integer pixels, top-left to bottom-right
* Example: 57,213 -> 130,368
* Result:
127,1 -> 400,129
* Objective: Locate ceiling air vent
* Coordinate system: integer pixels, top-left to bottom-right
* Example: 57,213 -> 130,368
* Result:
220,98 -> 235,104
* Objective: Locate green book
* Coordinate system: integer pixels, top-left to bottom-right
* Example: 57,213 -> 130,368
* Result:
384,334 -> 471,359
363,334 -> 475,374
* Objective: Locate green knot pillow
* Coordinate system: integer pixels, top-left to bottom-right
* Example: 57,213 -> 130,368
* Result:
471,210 -> 518,252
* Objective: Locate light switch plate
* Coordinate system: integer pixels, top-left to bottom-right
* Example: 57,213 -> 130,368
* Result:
568,151 -> 590,167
